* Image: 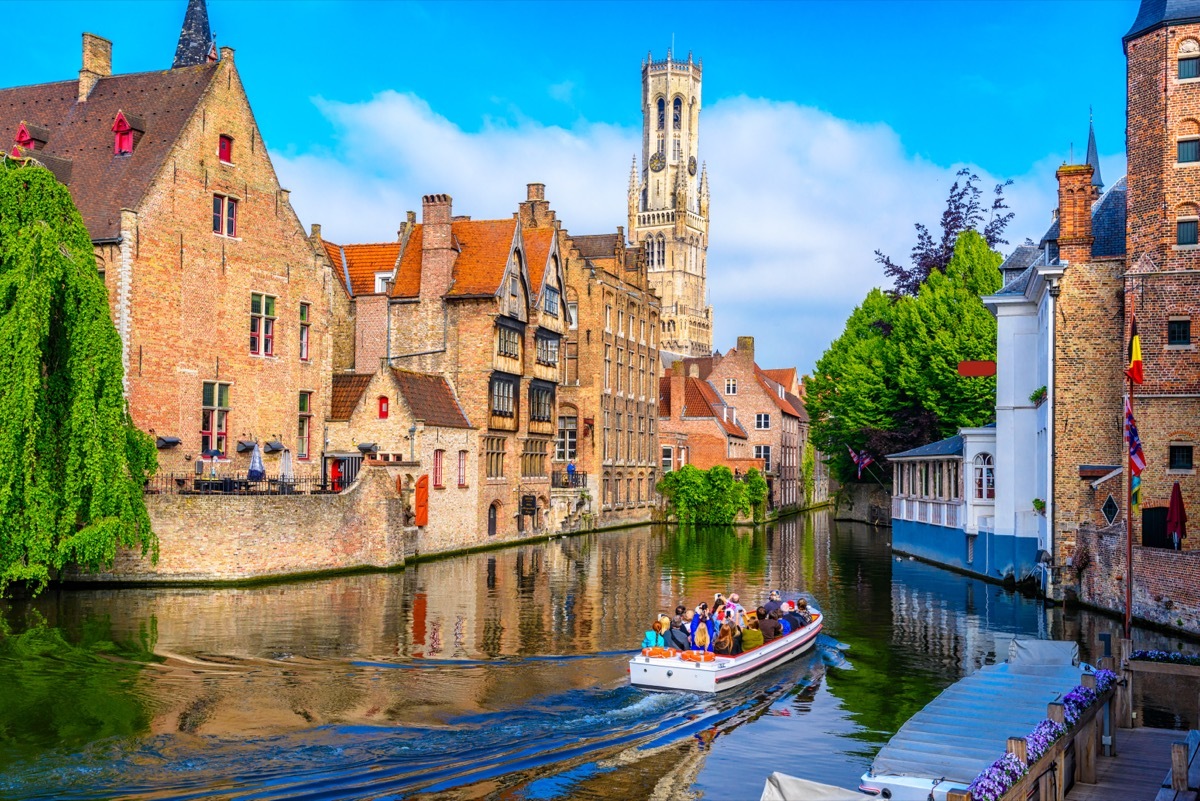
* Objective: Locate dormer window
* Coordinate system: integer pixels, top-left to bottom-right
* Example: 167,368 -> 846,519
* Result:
374,272 -> 390,293
218,134 -> 233,164
112,111 -> 134,156
13,122 -> 46,153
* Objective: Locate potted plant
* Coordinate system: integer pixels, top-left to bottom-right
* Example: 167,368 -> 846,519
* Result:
1029,386 -> 1047,406
1032,498 -> 1046,514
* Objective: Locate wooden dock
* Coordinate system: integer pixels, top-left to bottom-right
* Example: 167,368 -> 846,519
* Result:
1067,727 -> 1186,801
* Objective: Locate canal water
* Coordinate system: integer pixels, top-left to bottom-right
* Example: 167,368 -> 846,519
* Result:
0,512 -> 1193,800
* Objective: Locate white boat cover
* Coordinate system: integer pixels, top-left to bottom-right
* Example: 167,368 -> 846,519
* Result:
868,657 -> 1086,785
760,772 -> 865,801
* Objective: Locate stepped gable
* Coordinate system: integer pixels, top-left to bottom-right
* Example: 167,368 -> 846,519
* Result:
330,374 -> 373,421
572,233 -> 620,260
390,369 -> 472,429
0,63 -> 220,239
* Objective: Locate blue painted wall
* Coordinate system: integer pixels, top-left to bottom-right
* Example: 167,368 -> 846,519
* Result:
891,519 -> 1040,583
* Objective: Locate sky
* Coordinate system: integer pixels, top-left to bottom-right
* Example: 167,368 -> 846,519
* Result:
10,0 -> 1141,373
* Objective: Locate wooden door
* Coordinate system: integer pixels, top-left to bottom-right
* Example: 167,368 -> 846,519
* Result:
415,475 -> 429,527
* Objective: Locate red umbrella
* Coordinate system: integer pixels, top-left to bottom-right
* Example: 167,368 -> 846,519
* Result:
1167,481 -> 1188,551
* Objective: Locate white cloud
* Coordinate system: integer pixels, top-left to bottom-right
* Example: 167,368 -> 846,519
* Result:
275,91 -> 1065,374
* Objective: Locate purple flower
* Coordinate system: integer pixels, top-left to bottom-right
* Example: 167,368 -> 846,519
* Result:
968,752 -> 1027,801
1093,669 -> 1119,694
1026,719 -> 1067,764
1132,649 -> 1200,666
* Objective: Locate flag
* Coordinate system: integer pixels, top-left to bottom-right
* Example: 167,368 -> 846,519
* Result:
1125,318 -> 1144,384
1132,474 -> 1141,516
1124,396 -> 1146,476
847,446 -> 875,480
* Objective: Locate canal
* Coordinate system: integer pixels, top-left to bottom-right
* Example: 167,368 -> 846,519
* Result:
0,512 -> 1192,800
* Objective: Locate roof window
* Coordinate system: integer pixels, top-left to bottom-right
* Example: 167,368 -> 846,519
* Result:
111,111 -> 144,156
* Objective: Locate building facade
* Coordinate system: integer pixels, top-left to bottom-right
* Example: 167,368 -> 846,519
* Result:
628,51 -> 712,357
1,1 -> 334,481
558,230 -> 660,525
658,360 -> 758,474
321,186 -> 570,542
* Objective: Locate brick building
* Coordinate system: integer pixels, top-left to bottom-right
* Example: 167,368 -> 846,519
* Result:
1,0 -> 334,480
705,337 -> 807,511
558,228 -> 661,525
319,186 -> 569,541
658,360 -> 758,474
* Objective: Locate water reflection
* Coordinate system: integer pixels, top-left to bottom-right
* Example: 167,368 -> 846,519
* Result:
0,513 -> 1194,800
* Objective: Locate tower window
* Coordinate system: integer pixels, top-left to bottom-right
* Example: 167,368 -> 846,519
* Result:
673,97 -> 682,128
1181,139 -> 1200,164
1178,218 -> 1199,246
1169,318 -> 1192,346
218,134 -> 233,163
1181,57 -> 1200,79
657,98 -> 665,130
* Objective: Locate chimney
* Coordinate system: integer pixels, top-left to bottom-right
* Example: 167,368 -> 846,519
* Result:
527,183 -> 545,201
736,335 -> 755,363
688,363 -> 699,378
420,194 -> 454,301
79,33 -> 112,102
309,223 -> 321,242
1055,164 -> 1096,264
520,183 -> 551,228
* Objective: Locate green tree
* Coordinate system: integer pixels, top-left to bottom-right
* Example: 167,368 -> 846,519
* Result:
744,467 -> 768,522
657,464 -> 707,525
698,465 -> 744,525
807,231 -> 1001,484
891,230 -> 1001,435
0,159 -> 157,594
802,438 -> 816,507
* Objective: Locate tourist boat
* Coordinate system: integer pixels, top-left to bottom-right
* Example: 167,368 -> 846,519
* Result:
628,601 -> 823,693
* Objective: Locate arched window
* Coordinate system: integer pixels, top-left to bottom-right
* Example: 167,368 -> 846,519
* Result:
644,234 -> 655,268
112,112 -> 133,155
1178,203 -> 1200,246
378,396 -> 389,419
655,233 -> 665,268
973,453 -> 995,500
673,97 -> 682,129
657,98 -> 665,130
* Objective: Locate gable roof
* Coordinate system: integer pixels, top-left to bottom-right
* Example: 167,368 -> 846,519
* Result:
391,369 -> 472,429
330,373 -> 374,421
755,370 -> 803,418
523,227 -> 556,294
0,63 -> 220,240
323,241 -> 402,297
573,233 -> 621,260
687,378 -> 748,438
446,219 -> 519,297
760,368 -> 797,391
888,434 -> 964,460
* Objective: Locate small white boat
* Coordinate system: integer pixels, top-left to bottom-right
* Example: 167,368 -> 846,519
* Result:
629,607 -> 823,693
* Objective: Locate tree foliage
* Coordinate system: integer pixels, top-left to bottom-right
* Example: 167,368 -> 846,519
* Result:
657,464 -> 753,525
807,231 -> 1001,484
0,158 -> 157,594
743,468 -> 768,522
876,169 -> 1014,296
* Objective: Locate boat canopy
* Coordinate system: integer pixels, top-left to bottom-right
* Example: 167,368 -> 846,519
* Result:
869,640 -> 1084,785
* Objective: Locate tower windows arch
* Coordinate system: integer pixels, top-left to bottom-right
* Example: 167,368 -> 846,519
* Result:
657,98 -> 665,130
1179,119 -> 1200,164
673,97 -> 682,129
655,233 -> 665,269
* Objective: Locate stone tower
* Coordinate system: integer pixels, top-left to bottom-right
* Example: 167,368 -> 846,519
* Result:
629,50 -> 712,357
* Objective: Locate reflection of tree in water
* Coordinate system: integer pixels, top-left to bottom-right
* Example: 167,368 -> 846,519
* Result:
0,611 -> 157,762
659,525 -> 767,581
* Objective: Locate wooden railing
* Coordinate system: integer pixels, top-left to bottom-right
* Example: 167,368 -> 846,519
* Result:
948,650 -> 1127,801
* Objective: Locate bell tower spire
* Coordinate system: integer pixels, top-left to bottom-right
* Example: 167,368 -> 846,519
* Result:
173,0 -> 215,69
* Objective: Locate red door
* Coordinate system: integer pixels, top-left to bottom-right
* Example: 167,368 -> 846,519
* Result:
415,475 -> 429,527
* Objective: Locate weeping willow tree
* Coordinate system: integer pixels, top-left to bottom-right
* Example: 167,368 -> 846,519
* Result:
0,157 -> 156,594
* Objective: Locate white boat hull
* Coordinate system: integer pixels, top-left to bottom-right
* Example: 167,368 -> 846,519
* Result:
629,615 -> 822,693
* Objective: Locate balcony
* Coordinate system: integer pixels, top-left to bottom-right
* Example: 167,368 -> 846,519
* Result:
551,470 -> 588,489
892,496 -> 962,529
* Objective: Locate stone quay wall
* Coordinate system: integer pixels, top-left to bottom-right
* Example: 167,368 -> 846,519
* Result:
836,483 -> 891,527
69,466 -> 411,583
1075,523 -> 1200,635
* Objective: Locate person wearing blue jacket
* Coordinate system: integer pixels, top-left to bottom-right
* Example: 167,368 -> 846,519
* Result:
641,619 -> 666,649
689,603 -> 715,651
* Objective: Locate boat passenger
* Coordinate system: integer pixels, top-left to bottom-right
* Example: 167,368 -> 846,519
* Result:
781,601 -> 806,632
641,619 -> 666,649
725,593 -> 747,627
778,613 -> 793,637
690,604 -> 715,652
713,620 -> 738,656
763,590 -> 783,616
757,606 -> 782,641
672,604 -> 687,629
741,619 -> 764,650
795,598 -> 813,625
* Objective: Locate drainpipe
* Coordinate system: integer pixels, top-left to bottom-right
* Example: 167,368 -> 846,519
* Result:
409,421 -> 418,462
1046,277 -> 1060,599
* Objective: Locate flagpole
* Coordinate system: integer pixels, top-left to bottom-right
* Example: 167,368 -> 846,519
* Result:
1125,293 -> 1135,640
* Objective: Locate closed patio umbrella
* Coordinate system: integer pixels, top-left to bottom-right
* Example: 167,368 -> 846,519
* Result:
280,448 -> 294,480
1167,480 -> 1188,551
248,443 -> 266,482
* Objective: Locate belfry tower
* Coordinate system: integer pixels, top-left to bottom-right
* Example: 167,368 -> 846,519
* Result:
629,50 -> 712,357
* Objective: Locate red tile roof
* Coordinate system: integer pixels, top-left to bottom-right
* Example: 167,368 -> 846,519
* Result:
323,241 -> 402,297
659,375 -> 671,417
0,64 -> 220,240
523,227 -> 555,294
330,373 -> 374,421
667,376 -> 746,438
391,369 -> 472,429
761,368 -> 797,392
756,370 -> 802,418
392,225 -> 423,298
446,219 -> 517,297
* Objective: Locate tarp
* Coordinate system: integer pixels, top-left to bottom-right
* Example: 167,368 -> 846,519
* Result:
760,772 -> 864,801
869,647 -> 1087,785
1009,638 -> 1077,666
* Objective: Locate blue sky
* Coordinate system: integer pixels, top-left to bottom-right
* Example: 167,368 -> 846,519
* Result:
12,0 -> 1141,372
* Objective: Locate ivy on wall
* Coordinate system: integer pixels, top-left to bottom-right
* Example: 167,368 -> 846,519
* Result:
656,465 -> 767,525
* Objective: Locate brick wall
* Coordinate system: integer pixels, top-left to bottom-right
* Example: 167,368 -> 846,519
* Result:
1076,523 -> 1200,634
70,465 -> 410,582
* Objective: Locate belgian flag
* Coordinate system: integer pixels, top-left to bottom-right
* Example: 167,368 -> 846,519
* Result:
1125,318 -> 1144,385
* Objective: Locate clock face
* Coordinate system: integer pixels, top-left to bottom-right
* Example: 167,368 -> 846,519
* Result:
649,152 -> 665,172
688,156 -> 697,176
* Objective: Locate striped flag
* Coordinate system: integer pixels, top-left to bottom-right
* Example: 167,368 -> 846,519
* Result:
847,446 -> 875,480
1132,474 -> 1142,516
1125,318 -> 1144,385
1124,396 -> 1146,476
